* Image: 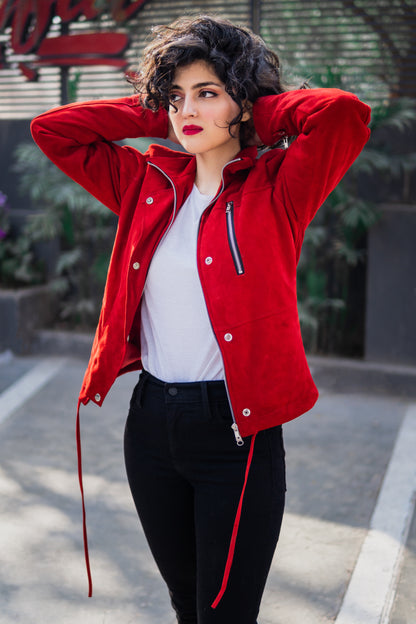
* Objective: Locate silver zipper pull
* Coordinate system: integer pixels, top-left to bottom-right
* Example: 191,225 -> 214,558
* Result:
231,423 -> 244,446
225,201 -> 233,213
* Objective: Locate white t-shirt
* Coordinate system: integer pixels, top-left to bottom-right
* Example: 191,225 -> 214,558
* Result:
140,185 -> 224,382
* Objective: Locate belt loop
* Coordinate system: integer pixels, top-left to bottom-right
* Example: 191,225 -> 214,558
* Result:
200,381 -> 211,420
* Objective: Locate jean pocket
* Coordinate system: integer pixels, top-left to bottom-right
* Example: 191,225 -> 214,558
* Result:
129,373 -> 146,411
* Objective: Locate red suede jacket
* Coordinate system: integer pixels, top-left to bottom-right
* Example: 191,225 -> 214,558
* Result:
31,89 -> 371,440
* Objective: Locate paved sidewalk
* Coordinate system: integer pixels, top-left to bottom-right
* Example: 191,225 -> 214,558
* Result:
0,352 -> 415,624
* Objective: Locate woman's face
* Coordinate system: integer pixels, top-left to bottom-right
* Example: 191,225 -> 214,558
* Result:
168,60 -> 248,159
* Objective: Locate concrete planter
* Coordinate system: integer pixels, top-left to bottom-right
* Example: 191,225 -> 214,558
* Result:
365,203 -> 416,365
0,284 -> 57,354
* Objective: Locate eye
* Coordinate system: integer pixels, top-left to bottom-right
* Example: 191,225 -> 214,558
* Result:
169,93 -> 182,104
200,90 -> 217,98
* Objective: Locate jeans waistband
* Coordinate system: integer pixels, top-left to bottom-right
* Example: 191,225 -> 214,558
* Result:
140,369 -> 227,404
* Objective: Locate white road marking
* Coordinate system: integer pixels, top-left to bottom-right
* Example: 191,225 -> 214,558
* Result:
335,404 -> 416,624
0,358 -> 67,425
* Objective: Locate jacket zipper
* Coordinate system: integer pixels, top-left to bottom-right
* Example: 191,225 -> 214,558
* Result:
225,201 -> 245,276
198,160 -> 245,446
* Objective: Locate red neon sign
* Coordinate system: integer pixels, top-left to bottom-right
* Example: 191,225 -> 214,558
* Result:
0,0 -> 148,80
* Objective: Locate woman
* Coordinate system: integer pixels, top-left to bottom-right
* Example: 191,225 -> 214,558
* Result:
31,15 -> 371,624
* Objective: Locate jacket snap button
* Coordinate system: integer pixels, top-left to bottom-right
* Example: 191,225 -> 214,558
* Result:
168,387 -> 178,396
205,256 -> 213,265
224,333 -> 233,342
132,262 -> 140,270
146,197 -> 153,204
242,408 -> 251,417
95,393 -> 101,402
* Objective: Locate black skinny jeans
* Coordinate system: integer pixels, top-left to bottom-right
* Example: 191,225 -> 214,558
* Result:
124,371 -> 286,624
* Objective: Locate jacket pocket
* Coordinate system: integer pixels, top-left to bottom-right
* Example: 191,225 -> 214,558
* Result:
225,201 -> 245,275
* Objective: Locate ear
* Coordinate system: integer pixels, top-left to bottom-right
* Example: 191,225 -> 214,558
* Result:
241,101 -> 252,123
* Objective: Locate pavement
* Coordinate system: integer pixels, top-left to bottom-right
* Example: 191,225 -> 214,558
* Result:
0,342 -> 415,624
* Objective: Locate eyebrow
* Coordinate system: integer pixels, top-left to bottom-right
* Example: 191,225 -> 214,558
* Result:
170,81 -> 223,91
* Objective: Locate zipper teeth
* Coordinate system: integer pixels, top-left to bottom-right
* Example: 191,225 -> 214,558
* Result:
204,157 -> 242,209
141,163 -> 178,292
196,159 -> 244,445
206,309 -> 243,445
149,162 -> 178,235
225,202 -> 244,275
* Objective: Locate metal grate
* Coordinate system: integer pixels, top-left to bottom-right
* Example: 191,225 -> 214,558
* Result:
0,0 -> 415,119
259,0 -> 416,102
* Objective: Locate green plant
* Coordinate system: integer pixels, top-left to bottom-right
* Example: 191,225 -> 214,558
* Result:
0,191 -> 45,287
12,144 -> 116,327
296,68 -> 416,355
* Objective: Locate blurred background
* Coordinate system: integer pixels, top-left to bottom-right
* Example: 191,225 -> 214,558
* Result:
1,0 -> 415,364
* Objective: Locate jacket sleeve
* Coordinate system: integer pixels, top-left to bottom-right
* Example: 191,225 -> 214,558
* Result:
30,96 -> 169,215
252,88 -> 371,228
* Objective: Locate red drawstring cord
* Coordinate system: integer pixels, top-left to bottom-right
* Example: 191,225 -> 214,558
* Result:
76,399 -> 255,605
211,432 -> 257,609
76,398 -> 93,597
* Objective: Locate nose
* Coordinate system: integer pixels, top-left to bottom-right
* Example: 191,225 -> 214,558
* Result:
182,94 -> 197,118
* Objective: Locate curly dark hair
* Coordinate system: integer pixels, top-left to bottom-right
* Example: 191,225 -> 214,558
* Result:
127,15 -> 286,147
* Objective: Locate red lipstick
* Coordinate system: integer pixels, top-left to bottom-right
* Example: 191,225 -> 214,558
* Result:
183,125 -> 203,135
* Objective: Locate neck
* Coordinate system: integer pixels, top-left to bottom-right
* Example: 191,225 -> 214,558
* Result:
194,145 -> 241,196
